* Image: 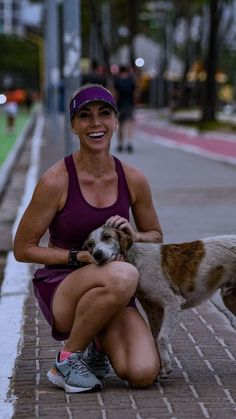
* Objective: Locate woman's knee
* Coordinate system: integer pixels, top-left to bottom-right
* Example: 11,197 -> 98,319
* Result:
105,262 -> 139,302
117,360 -> 159,388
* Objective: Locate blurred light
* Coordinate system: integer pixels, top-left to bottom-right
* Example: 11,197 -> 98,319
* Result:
135,57 -> 145,67
0,94 -> 7,104
110,64 -> 119,74
215,72 -> 228,83
117,26 -> 129,37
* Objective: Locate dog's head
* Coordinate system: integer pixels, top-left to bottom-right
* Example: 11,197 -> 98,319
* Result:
83,225 -> 133,265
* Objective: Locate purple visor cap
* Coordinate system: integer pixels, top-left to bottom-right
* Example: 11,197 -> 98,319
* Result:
70,86 -> 118,121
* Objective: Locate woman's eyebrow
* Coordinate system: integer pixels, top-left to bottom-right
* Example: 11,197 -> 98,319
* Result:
79,104 -> 112,112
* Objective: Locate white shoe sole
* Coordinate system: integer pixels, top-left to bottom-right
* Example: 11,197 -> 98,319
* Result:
47,368 -> 102,393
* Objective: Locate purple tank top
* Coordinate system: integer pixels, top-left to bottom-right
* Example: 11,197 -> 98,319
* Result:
49,154 -> 131,250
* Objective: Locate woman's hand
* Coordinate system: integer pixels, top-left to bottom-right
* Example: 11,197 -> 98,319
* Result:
78,250 -> 94,264
105,215 -> 140,242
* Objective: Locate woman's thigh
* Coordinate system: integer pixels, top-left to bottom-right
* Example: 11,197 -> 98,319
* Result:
52,261 -> 138,334
100,306 -> 160,387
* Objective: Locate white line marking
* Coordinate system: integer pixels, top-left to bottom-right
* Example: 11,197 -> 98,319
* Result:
188,333 -> 196,343
174,356 -> 183,369
189,385 -> 199,398
224,349 -> 235,361
224,389 -> 235,405
204,360 -> 215,372
163,397 -> 173,414
195,346 -> 204,357
214,375 -> 223,386
129,395 -> 138,409
198,402 -> 210,418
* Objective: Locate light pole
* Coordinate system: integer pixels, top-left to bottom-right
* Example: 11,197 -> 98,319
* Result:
63,0 -> 81,155
45,0 -> 60,140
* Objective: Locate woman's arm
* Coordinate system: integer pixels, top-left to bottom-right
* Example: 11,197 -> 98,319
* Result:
106,164 -> 163,243
13,164 -> 90,266
13,169 -> 69,265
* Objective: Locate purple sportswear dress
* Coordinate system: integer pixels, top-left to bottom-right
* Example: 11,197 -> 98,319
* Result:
33,154 -> 135,340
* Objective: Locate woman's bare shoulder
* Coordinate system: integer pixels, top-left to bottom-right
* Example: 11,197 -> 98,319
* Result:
121,161 -> 148,185
38,159 -> 68,191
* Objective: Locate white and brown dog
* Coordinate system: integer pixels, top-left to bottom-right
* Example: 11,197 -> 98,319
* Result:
83,225 -> 236,378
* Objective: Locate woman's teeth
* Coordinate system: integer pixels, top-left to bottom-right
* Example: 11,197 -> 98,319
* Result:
89,132 -> 105,140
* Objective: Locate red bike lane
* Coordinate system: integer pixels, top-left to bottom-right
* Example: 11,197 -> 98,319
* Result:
135,117 -> 236,164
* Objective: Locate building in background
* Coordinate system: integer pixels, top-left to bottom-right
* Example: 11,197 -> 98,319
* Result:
0,0 -> 42,35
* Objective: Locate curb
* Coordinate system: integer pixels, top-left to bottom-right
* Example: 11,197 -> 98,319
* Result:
0,112 -> 45,418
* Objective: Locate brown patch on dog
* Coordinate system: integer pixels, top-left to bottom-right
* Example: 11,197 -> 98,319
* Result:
161,241 -> 205,294
115,228 -> 133,252
207,266 -> 224,291
222,288 -> 236,316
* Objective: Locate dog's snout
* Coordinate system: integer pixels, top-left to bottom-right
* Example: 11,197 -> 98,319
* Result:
93,249 -> 104,262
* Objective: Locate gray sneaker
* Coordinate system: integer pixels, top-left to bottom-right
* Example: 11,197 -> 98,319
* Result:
47,351 -> 102,393
84,341 -> 110,379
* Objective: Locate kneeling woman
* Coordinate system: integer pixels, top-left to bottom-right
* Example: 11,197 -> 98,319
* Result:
13,84 -> 163,393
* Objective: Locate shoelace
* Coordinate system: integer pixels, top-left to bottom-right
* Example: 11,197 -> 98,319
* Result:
68,358 -> 92,376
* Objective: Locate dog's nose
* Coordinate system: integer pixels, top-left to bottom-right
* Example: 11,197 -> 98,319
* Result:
93,249 -> 104,262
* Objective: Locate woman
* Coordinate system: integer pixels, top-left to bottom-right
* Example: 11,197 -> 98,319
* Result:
13,84 -> 163,393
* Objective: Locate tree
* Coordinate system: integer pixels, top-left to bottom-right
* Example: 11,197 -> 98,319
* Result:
201,0 -> 224,121
0,35 -> 39,90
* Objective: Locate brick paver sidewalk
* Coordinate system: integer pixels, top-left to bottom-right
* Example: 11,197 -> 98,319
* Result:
12,284 -> 236,418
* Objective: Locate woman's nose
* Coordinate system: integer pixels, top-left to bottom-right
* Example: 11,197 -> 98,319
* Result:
90,114 -> 102,125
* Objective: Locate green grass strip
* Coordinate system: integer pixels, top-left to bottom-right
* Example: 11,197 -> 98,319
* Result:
0,108 -> 31,166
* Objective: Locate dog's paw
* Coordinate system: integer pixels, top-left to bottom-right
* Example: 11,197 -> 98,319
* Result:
159,365 -> 172,379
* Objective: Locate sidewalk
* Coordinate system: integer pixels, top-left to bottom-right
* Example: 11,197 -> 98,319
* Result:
3,109 -> 236,418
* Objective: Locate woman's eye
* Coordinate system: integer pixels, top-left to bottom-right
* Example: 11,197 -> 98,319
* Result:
77,112 -> 89,119
101,109 -> 112,116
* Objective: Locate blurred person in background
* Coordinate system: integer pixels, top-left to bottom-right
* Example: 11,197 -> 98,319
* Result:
5,99 -> 18,133
25,91 -> 33,113
113,65 -> 136,153
81,59 -> 107,87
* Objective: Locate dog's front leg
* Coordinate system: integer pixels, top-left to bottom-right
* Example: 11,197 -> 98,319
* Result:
157,301 -> 181,379
138,298 -> 163,340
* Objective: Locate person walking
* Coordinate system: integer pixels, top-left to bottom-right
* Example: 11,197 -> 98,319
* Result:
5,100 -> 18,133
13,84 -> 163,393
114,65 -> 136,152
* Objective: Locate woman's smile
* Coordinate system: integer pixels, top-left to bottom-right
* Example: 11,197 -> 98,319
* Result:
88,131 -> 106,141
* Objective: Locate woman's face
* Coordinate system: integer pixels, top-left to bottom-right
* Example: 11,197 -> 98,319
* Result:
71,101 -> 117,150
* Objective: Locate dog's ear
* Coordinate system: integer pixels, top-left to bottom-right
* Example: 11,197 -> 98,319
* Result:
82,239 -> 88,251
115,229 -> 134,252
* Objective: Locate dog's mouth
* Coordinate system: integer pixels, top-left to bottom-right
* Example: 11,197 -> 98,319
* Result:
93,251 -> 116,265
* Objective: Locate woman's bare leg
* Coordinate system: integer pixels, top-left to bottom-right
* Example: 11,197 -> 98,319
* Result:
100,306 -> 160,387
52,261 -> 138,352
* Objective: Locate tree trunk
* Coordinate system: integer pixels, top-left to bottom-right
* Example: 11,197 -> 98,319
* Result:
201,0 -> 222,122
127,0 -> 140,67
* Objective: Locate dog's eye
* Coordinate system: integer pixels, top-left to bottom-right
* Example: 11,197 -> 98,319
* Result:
86,239 -> 94,250
102,232 -> 111,240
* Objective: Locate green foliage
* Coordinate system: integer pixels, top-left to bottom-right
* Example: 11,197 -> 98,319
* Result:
0,35 -> 39,89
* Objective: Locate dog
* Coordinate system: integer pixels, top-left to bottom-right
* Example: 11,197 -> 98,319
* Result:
83,225 -> 236,378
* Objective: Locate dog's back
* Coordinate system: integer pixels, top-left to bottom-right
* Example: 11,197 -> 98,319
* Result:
126,235 -> 236,309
